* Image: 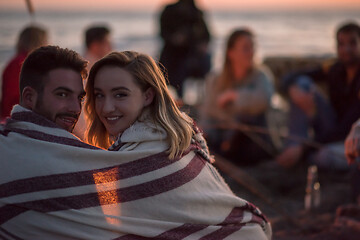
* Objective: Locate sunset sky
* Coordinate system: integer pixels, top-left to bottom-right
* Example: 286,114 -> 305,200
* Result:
1,0 -> 360,12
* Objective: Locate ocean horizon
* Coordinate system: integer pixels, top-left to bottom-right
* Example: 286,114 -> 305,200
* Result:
1,8 -> 359,76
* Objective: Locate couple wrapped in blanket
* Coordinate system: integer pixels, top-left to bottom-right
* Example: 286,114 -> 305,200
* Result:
0,105 -> 271,239
0,46 -> 271,239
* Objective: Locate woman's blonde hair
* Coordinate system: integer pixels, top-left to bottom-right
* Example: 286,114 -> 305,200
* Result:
215,28 -> 254,91
84,51 -> 194,158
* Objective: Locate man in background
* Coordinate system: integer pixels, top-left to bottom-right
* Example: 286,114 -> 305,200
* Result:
1,24 -> 48,121
159,0 -> 211,98
277,22 -> 360,171
73,24 -> 112,139
83,25 -> 112,70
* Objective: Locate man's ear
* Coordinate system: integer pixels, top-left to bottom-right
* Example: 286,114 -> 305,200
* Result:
143,87 -> 155,107
21,86 -> 38,110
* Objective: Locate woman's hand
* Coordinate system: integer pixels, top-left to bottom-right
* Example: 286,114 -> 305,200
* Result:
217,90 -> 237,109
345,123 -> 360,165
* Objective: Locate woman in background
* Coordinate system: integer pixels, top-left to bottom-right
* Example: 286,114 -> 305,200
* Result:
200,28 -> 275,165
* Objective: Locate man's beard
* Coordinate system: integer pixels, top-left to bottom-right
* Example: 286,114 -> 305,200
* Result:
34,98 -> 79,132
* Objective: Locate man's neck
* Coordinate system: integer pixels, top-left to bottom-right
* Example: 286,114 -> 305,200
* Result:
345,61 -> 360,84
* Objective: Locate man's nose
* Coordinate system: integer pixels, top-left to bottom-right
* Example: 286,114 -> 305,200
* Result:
68,97 -> 82,114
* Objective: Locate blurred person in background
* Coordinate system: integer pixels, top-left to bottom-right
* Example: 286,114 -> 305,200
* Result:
200,28 -> 275,165
345,119 -> 360,204
83,25 -> 112,70
277,22 -> 360,171
159,0 -> 211,98
1,24 -> 48,121
73,24 -> 112,139
333,118 -> 360,233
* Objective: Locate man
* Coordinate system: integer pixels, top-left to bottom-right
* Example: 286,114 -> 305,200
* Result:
346,120 -> 360,165
0,46 -> 271,239
277,22 -> 360,170
19,45 -> 87,132
1,24 -> 48,121
159,0 -> 211,97
73,25 -> 112,139
83,25 -> 112,70
345,120 -> 360,204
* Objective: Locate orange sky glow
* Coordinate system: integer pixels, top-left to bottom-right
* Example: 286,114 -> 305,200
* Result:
1,0 -> 360,12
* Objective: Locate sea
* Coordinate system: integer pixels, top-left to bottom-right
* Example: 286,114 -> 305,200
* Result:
0,8 -> 360,82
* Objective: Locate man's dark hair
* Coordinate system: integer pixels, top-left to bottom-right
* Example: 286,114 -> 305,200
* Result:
85,25 -> 110,49
16,25 -> 48,53
19,45 -> 88,98
336,22 -> 360,39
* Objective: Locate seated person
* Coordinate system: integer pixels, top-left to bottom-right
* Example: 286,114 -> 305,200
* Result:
200,28 -> 275,165
1,24 -> 48,121
277,22 -> 360,171
345,119 -> 360,204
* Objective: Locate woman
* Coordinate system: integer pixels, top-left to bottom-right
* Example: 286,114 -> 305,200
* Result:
83,51 -> 271,238
201,28 -> 275,165
84,51 -> 194,159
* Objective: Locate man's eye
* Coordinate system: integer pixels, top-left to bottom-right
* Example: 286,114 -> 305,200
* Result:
94,93 -> 103,98
115,93 -> 127,98
57,92 -> 68,97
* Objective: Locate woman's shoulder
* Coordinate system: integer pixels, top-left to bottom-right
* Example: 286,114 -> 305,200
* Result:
252,65 -> 275,84
109,111 -> 168,152
112,122 -> 169,153
122,119 -> 166,143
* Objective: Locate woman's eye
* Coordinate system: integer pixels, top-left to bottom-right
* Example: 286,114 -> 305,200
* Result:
94,93 -> 103,98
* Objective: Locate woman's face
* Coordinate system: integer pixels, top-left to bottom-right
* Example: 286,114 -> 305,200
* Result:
93,66 -> 152,137
227,35 -> 254,70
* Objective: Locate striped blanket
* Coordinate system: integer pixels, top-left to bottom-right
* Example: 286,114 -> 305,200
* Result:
0,105 -> 271,239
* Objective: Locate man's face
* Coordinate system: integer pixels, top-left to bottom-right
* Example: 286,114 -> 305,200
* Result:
337,31 -> 360,65
94,35 -> 112,59
33,68 -> 85,132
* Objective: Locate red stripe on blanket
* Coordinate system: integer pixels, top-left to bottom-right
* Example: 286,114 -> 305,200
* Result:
0,154 -> 206,225
251,214 -> 266,226
199,225 -> 243,240
0,146 -> 195,199
246,202 -> 268,223
219,207 -> 245,225
196,207 -> 246,240
10,111 -> 63,129
8,127 -> 99,150
6,111 -> 99,149
201,203 -> 264,240
113,223 -> 208,240
115,207 -> 255,239
0,128 -> 10,136
199,205 -> 267,239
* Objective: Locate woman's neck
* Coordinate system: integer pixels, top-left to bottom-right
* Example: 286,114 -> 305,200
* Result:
231,65 -> 251,81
